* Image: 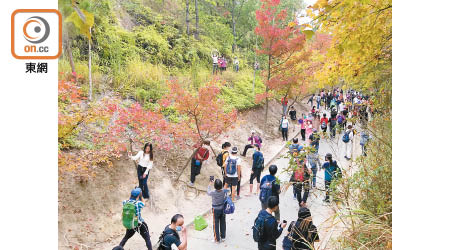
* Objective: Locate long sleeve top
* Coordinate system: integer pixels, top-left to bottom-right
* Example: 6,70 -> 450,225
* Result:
258,210 -> 283,249
248,136 -> 262,148
130,151 -> 153,175
207,186 -> 229,210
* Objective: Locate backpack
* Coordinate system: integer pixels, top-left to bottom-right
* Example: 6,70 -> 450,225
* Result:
122,200 -> 138,229
259,180 -> 274,204
252,213 -> 270,242
254,153 -> 264,169
223,195 -> 235,214
157,227 -> 179,250
258,136 -> 263,144
342,131 -> 350,143
226,158 -> 238,175
321,121 -> 327,129
337,116 -> 344,124
216,151 -> 228,167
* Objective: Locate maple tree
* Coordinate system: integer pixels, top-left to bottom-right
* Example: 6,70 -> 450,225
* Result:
254,0 -> 308,122
161,80 -> 237,179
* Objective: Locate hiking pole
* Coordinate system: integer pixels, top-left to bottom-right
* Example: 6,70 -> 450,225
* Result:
129,138 -> 138,171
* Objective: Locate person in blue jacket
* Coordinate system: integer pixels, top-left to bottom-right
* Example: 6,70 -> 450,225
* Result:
321,153 -> 338,203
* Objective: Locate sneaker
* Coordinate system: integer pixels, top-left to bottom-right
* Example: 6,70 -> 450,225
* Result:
188,182 -> 194,187
221,238 -> 226,243
323,198 -> 330,203
236,195 -> 241,200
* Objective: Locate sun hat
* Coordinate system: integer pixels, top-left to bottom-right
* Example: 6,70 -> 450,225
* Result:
231,147 -> 238,154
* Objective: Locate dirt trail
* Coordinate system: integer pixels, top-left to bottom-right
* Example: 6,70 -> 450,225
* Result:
59,100 -> 311,250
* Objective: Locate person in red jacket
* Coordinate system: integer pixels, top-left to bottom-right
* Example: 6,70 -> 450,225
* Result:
189,140 -> 210,186
281,97 -> 288,115
320,113 -> 329,133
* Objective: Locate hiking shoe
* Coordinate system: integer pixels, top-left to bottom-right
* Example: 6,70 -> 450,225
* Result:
188,182 -> 194,187
236,195 -> 241,200
221,238 -> 226,242
323,198 -> 330,203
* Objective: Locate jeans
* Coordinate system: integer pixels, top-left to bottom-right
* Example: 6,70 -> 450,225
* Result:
190,158 -> 202,183
137,165 -> 150,199
294,181 -> 310,203
213,63 -> 219,74
234,65 -> 239,72
281,128 -> 288,141
212,208 -> 226,242
362,145 -> 367,156
330,125 -> 336,138
311,167 -> 317,187
301,128 -> 306,141
317,100 -> 320,109
283,105 -> 287,115
119,222 -> 152,250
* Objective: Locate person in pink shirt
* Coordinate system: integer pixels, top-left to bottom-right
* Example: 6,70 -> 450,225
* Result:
305,118 -> 313,141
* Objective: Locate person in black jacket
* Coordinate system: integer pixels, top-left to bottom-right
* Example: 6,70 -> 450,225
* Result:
286,207 -> 319,250
257,196 -> 287,250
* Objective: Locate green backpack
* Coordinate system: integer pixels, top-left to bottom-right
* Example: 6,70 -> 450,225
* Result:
122,201 -> 138,229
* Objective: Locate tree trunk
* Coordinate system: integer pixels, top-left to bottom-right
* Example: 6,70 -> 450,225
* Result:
88,28 -> 92,101
232,0 -> 236,53
66,39 -> 76,81
186,0 -> 190,35
265,55 -> 272,127
194,0 -> 199,39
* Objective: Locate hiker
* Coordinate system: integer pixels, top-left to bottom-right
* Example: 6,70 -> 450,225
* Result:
288,106 -> 297,132
310,106 -> 316,117
321,153 -> 339,202
212,53 -> 219,75
291,157 -> 311,207
223,57 -> 228,71
249,146 -> 264,195
189,140 -> 211,186
343,125 -> 354,160
309,129 -> 320,153
119,188 -> 152,250
158,214 -> 188,250
307,94 -> 314,107
326,92 -> 332,110
260,165 -> 281,221
360,129 -> 371,156
315,94 -> 321,110
218,56 -> 224,74
307,150 -> 320,188
280,115 -> 289,141
218,142 -> 232,187
281,97 -> 288,115
320,113 -> 328,134
298,114 -> 306,141
329,108 -> 338,138
224,147 -> 242,201
234,57 -> 239,72
337,111 -> 346,132
289,138 -> 303,200
242,130 -> 262,157
207,179 -> 229,243
285,207 -> 319,250
305,119 -> 313,143
128,143 -> 154,201
255,196 -> 286,250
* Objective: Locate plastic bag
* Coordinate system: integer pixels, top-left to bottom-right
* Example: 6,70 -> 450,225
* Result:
194,215 -> 208,231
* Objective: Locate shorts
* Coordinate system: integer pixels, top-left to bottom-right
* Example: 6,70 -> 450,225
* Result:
226,176 -> 239,186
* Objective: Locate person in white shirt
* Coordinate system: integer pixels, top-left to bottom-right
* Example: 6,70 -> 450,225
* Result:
233,57 -> 239,72
280,115 -> 289,141
338,101 -> 345,113
128,143 -> 154,201
212,52 -> 219,75
223,147 -> 242,202
343,125 -> 354,160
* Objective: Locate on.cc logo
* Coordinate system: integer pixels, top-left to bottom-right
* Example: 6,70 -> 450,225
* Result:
23,16 -> 50,44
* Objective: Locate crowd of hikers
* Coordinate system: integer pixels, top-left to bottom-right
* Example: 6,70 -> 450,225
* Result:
113,88 -> 372,250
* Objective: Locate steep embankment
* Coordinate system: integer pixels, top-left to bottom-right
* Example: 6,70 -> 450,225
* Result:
58,99 -> 309,249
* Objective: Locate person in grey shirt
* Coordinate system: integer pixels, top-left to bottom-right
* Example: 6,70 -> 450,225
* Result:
207,179 -> 229,243
307,151 -> 321,188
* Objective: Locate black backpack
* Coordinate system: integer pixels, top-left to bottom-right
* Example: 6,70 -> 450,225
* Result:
216,151 -> 228,167
157,226 -> 179,250
252,213 -> 270,242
